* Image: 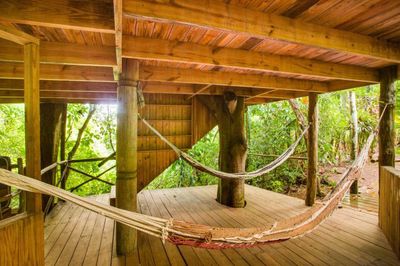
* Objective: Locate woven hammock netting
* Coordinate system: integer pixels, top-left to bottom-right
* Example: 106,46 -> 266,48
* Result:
0,124 -> 376,249
139,115 -> 309,180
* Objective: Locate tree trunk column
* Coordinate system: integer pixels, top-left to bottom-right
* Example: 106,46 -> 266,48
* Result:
379,66 -> 397,169
40,103 -> 65,210
306,93 -> 318,206
217,92 -> 247,208
349,91 -> 359,194
116,59 -> 139,255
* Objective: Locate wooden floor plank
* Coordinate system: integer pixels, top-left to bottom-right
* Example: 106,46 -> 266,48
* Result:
43,186 -> 399,266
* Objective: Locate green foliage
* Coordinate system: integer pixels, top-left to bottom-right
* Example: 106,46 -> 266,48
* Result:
0,82 -> 398,196
0,104 -> 25,159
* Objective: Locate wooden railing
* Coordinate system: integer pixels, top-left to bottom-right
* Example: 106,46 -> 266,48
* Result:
380,166 -> 400,258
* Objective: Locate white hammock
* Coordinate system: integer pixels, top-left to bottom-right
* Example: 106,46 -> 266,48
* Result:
139,115 -> 308,180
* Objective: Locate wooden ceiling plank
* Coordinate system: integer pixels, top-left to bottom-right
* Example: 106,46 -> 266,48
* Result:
124,0 -> 400,62
139,65 -> 329,92
0,40 -> 116,67
0,0 -> 115,33
123,36 -> 379,82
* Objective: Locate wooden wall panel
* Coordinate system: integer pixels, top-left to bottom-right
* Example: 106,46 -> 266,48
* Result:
380,166 -> 400,259
191,97 -> 217,145
0,214 -> 43,265
136,94 -> 216,190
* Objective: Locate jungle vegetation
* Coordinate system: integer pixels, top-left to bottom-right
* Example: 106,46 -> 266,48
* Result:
0,84 -> 398,196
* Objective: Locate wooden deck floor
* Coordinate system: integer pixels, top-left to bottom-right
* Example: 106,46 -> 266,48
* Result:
44,185 -> 399,265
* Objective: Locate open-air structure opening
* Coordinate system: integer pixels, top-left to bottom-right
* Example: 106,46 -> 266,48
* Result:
0,0 -> 399,265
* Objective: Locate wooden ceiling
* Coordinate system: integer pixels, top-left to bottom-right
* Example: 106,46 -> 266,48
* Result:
0,0 -> 399,104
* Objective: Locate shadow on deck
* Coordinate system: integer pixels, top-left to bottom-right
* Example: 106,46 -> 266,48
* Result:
44,185 -> 399,265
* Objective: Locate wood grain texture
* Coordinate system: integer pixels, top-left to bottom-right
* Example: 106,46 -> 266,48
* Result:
24,42 -> 45,265
125,36 -> 379,82
379,166 -> 400,259
43,187 -> 400,265
0,0 -> 115,33
140,65 -> 330,92
123,0 -> 400,62
0,40 -> 116,67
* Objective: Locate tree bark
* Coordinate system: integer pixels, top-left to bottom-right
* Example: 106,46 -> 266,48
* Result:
379,66 -> 397,168
40,103 -> 65,210
200,91 -> 247,208
306,93 -> 318,206
289,99 -> 323,195
348,91 -> 359,194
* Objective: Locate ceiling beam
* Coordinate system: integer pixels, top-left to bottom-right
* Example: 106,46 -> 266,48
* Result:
0,62 -> 115,82
0,40 -> 116,67
0,79 -> 117,92
124,0 -> 400,63
328,81 -> 373,92
123,37 -> 379,83
0,78 -> 305,102
0,24 -> 39,45
0,0 -> 115,33
139,65 -> 329,92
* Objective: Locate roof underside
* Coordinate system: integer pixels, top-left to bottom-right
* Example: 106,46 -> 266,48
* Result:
0,0 -> 399,104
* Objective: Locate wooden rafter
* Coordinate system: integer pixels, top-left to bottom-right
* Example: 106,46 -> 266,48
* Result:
186,84 -> 213,100
124,0 -> 400,63
0,24 -> 39,45
0,62 -> 114,82
0,40 -> 116,67
0,78 -> 304,102
140,65 -> 329,92
0,0 -> 115,33
123,37 -> 379,83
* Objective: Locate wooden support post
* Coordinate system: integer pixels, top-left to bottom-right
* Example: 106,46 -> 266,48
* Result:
24,42 -> 45,264
40,103 -> 65,210
306,93 -> 318,206
379,66 -> 397,168
116,59 -> 138,255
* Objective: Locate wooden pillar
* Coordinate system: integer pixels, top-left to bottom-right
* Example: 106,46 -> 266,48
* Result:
40,103 -> 65,210
24,42 -> 44,264
306,93 -> 318,206
379,66 -> 397,169
116,59 -> 138,255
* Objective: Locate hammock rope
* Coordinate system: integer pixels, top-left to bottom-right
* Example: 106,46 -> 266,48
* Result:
139,114 -> 309,180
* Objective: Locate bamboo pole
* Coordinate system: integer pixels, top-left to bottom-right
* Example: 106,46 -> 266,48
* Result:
116,59 -> 139,255
306,93 -> 318,206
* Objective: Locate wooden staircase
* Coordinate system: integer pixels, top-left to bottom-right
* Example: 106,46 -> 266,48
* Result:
137,94 -> 215,190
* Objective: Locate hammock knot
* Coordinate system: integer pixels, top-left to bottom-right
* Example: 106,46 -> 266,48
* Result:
162,218 -> 174,244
